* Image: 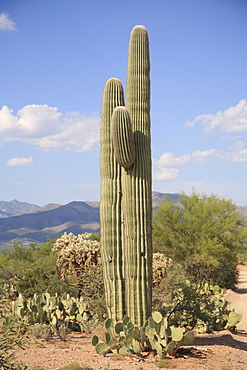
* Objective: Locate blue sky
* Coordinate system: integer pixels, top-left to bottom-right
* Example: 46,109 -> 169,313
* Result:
1,0 -> 247,206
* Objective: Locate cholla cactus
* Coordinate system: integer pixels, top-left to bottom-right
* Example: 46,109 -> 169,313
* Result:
152,253 -> 172,287
53,232 -> 102,298
53,232 -> 101,267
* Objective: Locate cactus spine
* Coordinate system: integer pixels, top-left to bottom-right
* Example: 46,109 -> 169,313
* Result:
100,25 -> 152,326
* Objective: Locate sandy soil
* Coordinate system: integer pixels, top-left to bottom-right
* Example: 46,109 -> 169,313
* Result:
15,265 -> 247,370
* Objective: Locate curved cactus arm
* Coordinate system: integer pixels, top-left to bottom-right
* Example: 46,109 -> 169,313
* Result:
100,78 -> 126,322
111,106 -> 135,169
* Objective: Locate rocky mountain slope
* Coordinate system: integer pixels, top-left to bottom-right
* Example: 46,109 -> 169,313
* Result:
0,200 -> 39,218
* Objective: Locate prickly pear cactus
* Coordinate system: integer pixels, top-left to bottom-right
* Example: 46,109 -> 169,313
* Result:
92,313 -> 195,358
100,25 -> 152,326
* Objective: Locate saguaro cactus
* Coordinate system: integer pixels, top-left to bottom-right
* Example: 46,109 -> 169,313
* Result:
100,25 -> 152,326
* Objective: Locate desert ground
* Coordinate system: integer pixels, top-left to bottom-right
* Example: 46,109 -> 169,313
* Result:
15,265 -> 247,370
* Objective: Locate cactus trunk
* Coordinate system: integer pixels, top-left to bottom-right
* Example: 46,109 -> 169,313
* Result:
123,25 -> 152,326
100,25 -> 152,326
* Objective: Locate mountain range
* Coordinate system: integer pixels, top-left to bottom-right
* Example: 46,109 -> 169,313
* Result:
0,192 -> 246,246
0,192 -> 178,244
0,200 -> 100,244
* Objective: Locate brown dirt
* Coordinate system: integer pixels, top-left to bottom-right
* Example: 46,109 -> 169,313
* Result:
15,265 -> 247,370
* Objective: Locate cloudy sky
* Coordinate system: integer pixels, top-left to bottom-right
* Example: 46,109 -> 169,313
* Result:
1,0 -> 247,206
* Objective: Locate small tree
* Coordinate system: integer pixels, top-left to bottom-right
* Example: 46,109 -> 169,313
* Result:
153,191 -> 247,288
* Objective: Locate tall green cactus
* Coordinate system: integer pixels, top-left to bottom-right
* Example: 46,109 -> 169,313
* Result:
123,25 -> 152,326
100,25 -> 152,326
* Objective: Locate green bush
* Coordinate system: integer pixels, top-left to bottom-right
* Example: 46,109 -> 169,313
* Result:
12,268 -> 75,297
0,239 -> 77,298
153,191 -> 247,289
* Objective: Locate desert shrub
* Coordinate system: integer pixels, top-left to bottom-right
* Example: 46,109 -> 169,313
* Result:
12,267 -> 74,297
29,323 -> 52,340
0,242 -> 34,283
153,191 -> 247,289
0,299 -> 27,369
0,332 -> 26,370
59,363 -> 88,370
153,263 -> 188,306
0,239 -> 77,298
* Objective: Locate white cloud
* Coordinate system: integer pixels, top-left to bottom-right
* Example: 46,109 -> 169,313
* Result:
153,149 -> 219,180
220,141 -> 247,163
18,105 -> 62,137
7,157 -> 34,167
38,111 -> 100,151
153,141 -> 247,180
154,100 -> 247,181
232,149 -> 247,162
0,12 -> 16,31
185,99 -> 247,134
0,104 -> 100,152
0,106 -> 18,134
155,149 -> 217,168
157,152 -> 191,167
191,149 -> 218,162
153,167 -> 179,180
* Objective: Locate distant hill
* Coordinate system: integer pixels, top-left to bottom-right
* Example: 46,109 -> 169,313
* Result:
0,199 -> 40,218
0,201 -> 100,244
31,203 -> 61,213
0,193 -> 245,245
152,191 -> 180,208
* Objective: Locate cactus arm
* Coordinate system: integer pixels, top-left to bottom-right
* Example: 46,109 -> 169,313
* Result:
100,78 -> 125,322
111,106 -> 135,169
